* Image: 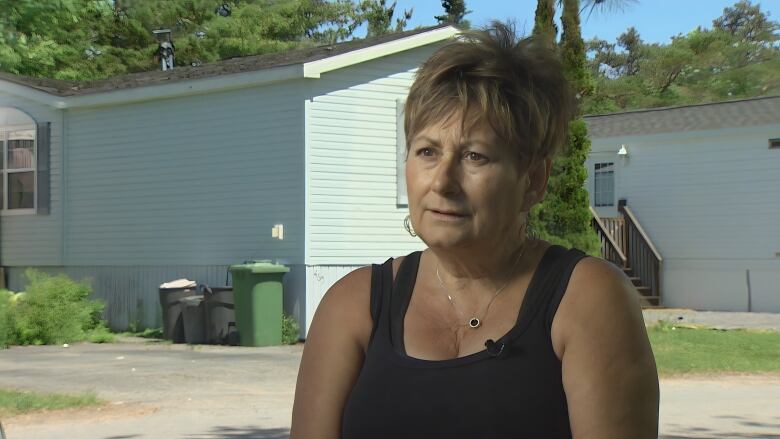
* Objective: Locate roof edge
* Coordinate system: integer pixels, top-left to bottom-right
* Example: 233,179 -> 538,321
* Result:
0,25 -> 458,109
303,26 -> 458,78
63,64 -> 304,109
584,94 -> 780,118
0,77 -> 66,108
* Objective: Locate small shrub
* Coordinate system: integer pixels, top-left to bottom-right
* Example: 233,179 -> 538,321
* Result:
282,313 -> 300,345
0,290 -> 17,348
14,269 -> 107,345
87,322 -> 116,343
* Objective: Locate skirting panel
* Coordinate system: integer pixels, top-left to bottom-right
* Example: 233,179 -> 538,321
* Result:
7,264 -> 307,334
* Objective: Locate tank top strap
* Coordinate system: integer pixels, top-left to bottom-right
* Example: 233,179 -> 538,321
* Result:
368,257 -> 395,346
388,251 -> 421,352
503,245 -> 586,339
539,247 -> 589,332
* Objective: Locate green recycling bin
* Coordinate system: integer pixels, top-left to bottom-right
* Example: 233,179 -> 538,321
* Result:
229,261 -> 289,347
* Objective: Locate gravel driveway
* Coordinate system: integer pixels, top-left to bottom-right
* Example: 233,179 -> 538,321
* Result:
643,308 -> 780,332
1,308 -> 779,438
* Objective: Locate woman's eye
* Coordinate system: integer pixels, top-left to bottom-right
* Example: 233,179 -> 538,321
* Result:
465,151 -> 488,162
416,147 -> 435,157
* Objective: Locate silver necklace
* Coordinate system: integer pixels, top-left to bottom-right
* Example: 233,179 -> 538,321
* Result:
435,248 -> 525,329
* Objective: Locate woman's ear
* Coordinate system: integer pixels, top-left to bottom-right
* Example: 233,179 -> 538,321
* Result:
521,158 -> 552,211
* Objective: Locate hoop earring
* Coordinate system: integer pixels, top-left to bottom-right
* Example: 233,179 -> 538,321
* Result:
519,212 -> 538,242
525,222 -> 539,241
404,214 -> 417,237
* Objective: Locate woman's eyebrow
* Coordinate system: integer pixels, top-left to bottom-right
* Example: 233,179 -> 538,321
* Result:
412,135 -> 441,146
460,138 -> 492,149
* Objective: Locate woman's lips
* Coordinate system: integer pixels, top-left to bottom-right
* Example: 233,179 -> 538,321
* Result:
429,209 -> 469,220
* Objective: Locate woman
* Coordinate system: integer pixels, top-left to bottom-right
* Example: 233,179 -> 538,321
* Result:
291,22 -> 659,438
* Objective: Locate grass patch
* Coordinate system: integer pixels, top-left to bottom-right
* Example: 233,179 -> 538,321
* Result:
86,323 -> 116,343
0,388 -> 103,417
118,327 -> 164,339
649,321 -> 780,376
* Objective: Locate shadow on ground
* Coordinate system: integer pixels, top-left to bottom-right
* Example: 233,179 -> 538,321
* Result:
660,416 -> 780,438
186,426 -> 289,438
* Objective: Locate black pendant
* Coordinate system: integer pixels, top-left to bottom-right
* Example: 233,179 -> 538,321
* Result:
469,317 -> 480,328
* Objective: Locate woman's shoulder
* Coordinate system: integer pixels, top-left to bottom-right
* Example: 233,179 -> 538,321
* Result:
551,252 -> 647,355
316,255 -> 406,354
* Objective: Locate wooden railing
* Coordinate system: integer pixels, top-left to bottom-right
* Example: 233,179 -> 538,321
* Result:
590,201 -> 663,306
619,202 -> 663,304
589,206 -> 627,269
600,216 -> 625,255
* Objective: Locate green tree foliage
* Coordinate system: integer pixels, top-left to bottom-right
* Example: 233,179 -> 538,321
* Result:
530,119 -> 598,253
560,0 -> 593,97
532,0 -> 556,46
530,0 -> 601,255
357,0 -> 412,38
583,0 -> 779,114
434,0 -> 471,28
0,0 -> 392,80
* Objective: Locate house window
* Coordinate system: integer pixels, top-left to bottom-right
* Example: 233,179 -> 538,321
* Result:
1,107 -> 49,214
2,129 -> 36,209
770,138 -> 780,149
594,162 -> 615,207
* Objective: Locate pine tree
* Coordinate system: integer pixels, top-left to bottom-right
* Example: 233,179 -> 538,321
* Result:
529,0 -> 600,255
434,0 -> 471,28
532,0 -> 556,46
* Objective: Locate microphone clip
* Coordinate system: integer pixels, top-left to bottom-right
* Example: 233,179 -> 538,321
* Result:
485,339 -> 506,358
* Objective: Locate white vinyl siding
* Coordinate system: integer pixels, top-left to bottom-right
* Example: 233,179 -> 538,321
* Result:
65,82 -> 306,266
0,93 -> 63,266
306,46 -> 438,266
587,123 -> 780,311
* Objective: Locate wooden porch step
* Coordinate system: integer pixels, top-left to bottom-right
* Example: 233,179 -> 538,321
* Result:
638,295 -> 661,308
628,276 -> 643,286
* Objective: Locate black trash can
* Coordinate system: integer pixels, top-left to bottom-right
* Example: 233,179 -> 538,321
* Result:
202,285 -> 237,345
181,295 -> 207,344
159,285 -> 198,343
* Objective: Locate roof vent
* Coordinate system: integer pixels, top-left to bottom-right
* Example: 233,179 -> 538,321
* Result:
153,29 -> 174,71
770,138 -> 780,149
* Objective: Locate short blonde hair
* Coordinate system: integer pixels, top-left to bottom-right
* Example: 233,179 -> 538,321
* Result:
404,22 -> 576,168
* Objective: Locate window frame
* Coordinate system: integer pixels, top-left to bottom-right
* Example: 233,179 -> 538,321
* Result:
1,124 -> 37,215
396,98 -> 408,206
593,161 -> 615,208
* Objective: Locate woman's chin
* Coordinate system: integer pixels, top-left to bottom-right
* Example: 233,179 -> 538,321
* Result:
418,230 -> 474,249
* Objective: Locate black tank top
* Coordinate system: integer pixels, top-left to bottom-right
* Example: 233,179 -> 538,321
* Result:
341,245 -> 588,439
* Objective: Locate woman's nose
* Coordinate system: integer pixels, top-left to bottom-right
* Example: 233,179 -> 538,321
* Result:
431,153 -> 461,195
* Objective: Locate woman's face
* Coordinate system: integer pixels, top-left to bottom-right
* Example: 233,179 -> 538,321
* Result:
405,113 -> 539,252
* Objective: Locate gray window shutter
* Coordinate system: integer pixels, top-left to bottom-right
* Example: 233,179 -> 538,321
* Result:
396,99 -> 408,206
36,121 -> 51,215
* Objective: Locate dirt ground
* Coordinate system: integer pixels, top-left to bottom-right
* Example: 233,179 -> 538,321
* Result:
1,337 -> 779,439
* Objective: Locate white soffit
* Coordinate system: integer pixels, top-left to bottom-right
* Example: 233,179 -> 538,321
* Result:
302,26 -> 458,78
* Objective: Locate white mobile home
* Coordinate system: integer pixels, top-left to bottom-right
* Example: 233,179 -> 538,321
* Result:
0,26 -> 457,337
584,96 -> 780,312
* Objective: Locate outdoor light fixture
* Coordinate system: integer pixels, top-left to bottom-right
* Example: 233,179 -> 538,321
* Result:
617,144 -> 629,157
